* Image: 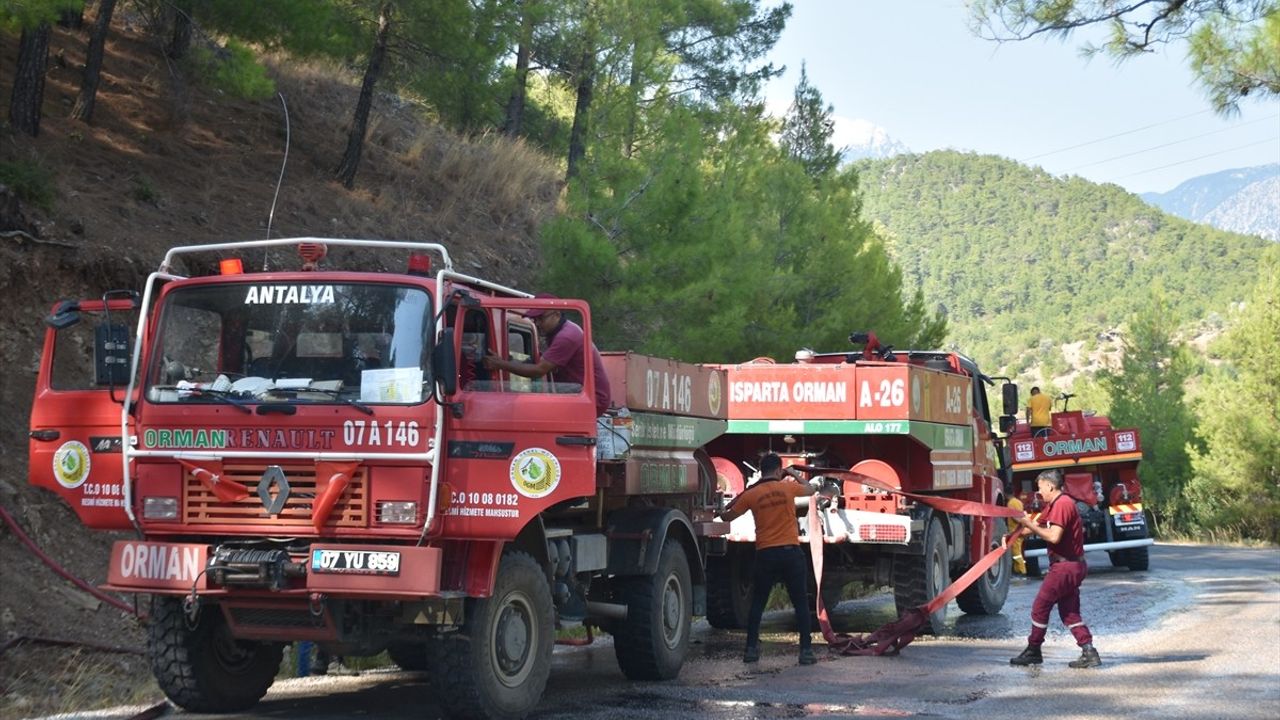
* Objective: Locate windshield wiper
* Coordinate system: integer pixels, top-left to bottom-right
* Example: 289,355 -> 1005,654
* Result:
278,387 -> 375,416
183,387 -> 253,414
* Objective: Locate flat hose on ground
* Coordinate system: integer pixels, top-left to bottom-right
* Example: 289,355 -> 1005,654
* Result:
797,466 -> 1023,656
0,502 -> 139,617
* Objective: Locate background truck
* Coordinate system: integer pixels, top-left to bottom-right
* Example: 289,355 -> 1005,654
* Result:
27,238 -> 729,720
701,333 -> 1015,635
1007,394 -> 1153,576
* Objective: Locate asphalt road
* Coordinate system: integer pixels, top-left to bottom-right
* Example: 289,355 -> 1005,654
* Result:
59,543 -> 1280,720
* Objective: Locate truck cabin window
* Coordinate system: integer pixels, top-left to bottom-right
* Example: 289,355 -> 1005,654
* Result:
145,283 -> 433,405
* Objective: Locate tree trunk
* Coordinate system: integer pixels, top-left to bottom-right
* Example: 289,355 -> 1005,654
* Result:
623,38 -> 644,159
72,0 -> 120,123
335,3 -> 393,190
501,0 -> 535,137
565,45 -> 595,182
166,3 -> 192,60
9,24 -> 52,137
59,8 -> 84,29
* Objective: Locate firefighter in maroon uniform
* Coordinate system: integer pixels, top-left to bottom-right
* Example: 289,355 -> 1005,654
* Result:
1010,469 -> 1102,668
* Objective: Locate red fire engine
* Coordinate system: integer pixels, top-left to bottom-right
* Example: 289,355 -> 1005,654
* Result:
27,238 -> 729,720
1007,394 -> 1152,576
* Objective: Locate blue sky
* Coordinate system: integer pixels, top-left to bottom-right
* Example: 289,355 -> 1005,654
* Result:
761,1 -> 1280,194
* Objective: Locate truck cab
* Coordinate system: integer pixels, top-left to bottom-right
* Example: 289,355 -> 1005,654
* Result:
1006,396 -> 1152,575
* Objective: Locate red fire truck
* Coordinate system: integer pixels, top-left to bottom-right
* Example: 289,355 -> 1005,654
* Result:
27,238 -> 729,720
1007,394 -> 1152,576
702,333 -> 1015,635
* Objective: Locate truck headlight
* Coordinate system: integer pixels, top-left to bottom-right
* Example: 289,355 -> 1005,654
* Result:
378,501 -> 418,524
143,496 -> 179,520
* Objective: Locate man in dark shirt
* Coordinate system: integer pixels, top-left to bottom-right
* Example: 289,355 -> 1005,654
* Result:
483,294 -> 612,416
1010,469 -> 1101,668
719,453 -> 822,666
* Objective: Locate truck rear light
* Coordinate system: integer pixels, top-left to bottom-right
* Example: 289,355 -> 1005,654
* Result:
377,501 -> 418,524
143,496 -> 179,520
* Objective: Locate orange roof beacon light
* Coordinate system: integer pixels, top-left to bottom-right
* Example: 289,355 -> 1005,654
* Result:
298,242 -> 328,271
407,252 -> 431,276
219,258 -> 244,275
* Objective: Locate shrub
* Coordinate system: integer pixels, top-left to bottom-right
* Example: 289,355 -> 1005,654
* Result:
0,160 -> 55,210
188,40 -> 275,101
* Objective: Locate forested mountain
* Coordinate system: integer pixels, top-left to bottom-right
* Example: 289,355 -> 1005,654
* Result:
855,151 -> 1273,373
1141,164 -> 1280,241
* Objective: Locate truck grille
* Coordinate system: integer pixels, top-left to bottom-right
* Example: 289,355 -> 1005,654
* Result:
184,464 -> 368,528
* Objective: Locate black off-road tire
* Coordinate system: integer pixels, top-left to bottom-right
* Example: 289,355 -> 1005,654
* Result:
956,529 -> 1012,615
1119,546 -> 1150,571
148,596 -> 282,713
705,544 -> 753,629
614,541 -> 692,680
431,551 -> 554,720
892,517 -> 949,635
387,639 -> 434,672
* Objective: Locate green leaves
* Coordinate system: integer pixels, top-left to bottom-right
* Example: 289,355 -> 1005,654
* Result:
970,0 -> 1280,115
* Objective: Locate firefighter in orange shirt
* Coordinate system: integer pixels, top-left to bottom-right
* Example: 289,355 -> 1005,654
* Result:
719,453 -> 823,666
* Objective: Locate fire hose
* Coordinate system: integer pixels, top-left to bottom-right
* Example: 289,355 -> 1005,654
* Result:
798,467 -> 1023,656
0,502 -> 140,617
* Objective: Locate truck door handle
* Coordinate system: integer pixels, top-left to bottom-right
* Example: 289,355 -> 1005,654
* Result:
556,435 -> 596,447
30,429 -> 60,441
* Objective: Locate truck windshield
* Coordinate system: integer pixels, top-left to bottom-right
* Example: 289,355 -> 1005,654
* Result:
145,282 -> 433,406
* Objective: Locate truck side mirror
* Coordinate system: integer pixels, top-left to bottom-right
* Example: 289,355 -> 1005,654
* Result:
1001,382 -> 1018,416
999,415 -> 1017,435
94,322 -> 132,386
45,300 -> 81,330
432,328 -> 458,396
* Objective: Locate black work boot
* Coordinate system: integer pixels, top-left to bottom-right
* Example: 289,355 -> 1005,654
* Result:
1069,644 -> 1101,668
798,647 -> 816,665
743,645 -> 760,663
1009,644 -> 1043,666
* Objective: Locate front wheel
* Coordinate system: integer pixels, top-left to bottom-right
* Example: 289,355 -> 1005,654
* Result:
614,541 -> 692,680
893,517 -> 949,635
148,597 -> 282,713
432,551 -> 554,720
1118,546 -> 1150,571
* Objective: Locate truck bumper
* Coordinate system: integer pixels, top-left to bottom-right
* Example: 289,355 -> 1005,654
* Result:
1023,537 -> 1154,558
723,508 -> 910,546
102,540 -> 443,599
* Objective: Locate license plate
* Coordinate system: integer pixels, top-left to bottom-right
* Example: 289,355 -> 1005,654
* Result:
311,549 -> 401,576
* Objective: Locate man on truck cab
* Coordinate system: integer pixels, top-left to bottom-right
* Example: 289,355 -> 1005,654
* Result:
718,453 -> 823,666
1026,386 -> 1052,438
1010,469 -> 1102,668
483,293 -> 612,416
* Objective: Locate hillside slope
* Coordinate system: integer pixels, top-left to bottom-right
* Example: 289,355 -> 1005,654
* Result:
0,22 -> 560,716
1141,164 -> 1280,241
856,151 -> 1272,373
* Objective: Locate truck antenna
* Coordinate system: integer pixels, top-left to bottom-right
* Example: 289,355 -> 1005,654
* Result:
263,92 -> 291,269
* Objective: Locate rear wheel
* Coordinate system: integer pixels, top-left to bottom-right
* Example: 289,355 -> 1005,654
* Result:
956,528 -> 1012,615
148,597 -> 282,713
706,544 -> 753,629
614,541 -> 692,680
432,551 -> 554,720
893,517 -> 949,635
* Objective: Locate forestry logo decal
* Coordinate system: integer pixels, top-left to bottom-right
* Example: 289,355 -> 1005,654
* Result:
53,441 -> 91,489
708,372 -> 722,416
509,448 -> 561,499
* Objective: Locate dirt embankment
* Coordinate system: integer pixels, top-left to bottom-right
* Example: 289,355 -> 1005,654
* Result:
1,18 -> 560,717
